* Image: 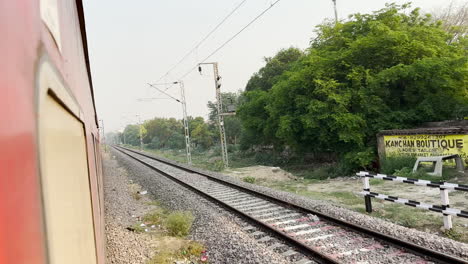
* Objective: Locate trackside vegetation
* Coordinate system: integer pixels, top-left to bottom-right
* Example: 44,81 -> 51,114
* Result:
238,3 -> 468,173
110,3 -> 468,176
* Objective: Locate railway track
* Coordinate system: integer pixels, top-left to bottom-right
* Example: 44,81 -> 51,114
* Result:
113,145 -> 467,264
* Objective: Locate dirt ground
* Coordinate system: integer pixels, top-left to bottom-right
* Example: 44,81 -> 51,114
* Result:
309,177 -> 468,211
224,165 -> 297,181
227,165 -> 468,243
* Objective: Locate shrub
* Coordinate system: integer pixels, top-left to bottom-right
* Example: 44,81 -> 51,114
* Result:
253,151 -> 284,165
444,228 -> 463,241
143,209 -> 167,226
325,161 -> 356,178
393,167 -> 416,178
299,165 -> 335,180
227,144 -> 239,153
165,211 -> 194,237
381,156 -> 417,175
208,160 -> 224,172
342,148 -> 376,173
242,176 -> 256,183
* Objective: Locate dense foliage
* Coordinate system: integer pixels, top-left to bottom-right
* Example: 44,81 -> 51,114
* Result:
238,4 -> 468,171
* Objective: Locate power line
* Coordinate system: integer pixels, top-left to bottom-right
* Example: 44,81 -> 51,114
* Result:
153,0 -> 248,87
148,83 -> 181,103
177,0 -> 283,81
159,0 -> 282,93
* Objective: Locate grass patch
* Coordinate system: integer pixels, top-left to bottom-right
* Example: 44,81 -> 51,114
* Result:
148,241 -> 205,264
372,203 -> 440,229
141,147 -> 226,172
328,191 -> 363,206
394,167 -> 459,182
143,208 -> 168,226
444,228 -> 463,241
137,209 -> 194,237
297,166 -> 330,180
369,178 -> 385,185
265,181 -> 363,208
165,211 -> 194,237
261,178 -> 468,243
381,156 -> 462,182
127,223 -> 146,233
242,176 -> 256,183
145,200 -> 161,206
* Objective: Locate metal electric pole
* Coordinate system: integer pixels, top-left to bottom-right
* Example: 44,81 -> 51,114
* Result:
198,62 -> 229,168
178,81 -> 192,165
332,0 -> 338,24
146,82 -> 193,165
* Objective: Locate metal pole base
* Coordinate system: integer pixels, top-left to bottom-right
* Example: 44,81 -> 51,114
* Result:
365,195 -> 373,213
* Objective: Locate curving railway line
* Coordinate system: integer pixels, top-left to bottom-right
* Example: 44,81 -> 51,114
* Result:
113,145 -> 467,264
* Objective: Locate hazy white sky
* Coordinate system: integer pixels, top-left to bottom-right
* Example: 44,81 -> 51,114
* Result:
83,0 -> 451,132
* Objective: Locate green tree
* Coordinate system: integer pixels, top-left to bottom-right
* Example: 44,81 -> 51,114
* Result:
245,47 -> 304,92
238,3 -> 468,171
144,118 -> 184,149
189,116 -> 215,149
123,124 -> 143,146
207,92 -> 243,145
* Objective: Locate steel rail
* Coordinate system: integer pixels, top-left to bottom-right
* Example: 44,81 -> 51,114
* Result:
114,146 -> 333,263
113,145 -> 467,264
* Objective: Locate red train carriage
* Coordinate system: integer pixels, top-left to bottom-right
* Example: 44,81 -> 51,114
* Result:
0,0 -> 105,263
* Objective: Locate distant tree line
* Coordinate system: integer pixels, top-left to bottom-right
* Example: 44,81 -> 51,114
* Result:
115,92 -> 242,151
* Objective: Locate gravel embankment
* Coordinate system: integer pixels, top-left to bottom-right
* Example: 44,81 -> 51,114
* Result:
103,152 -> 156,264
111,149 -> 292,264
123,147 -> 468,262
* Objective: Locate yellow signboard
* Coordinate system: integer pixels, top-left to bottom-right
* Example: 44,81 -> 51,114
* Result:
383,134 -> 468,163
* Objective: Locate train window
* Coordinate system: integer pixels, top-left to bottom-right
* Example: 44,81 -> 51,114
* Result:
38,62 -> 97,264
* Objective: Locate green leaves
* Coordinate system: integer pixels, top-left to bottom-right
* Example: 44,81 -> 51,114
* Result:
238,3 -> 468,172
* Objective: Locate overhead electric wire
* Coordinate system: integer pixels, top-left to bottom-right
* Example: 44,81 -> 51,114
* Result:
178,0 -> 283,80
148,83 -> 181,103
152,0 -> 248,88
159,0 -> 283,93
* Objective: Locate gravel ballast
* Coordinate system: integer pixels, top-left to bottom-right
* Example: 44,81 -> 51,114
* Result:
118,147 -> 468,262
103,152 -> 156,263
110,148 -> 293,264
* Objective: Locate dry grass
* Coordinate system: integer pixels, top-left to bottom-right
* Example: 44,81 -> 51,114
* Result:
148,240 -> 205,264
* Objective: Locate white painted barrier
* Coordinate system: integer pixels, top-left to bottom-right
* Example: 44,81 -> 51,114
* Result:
357,171 -> 468,229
